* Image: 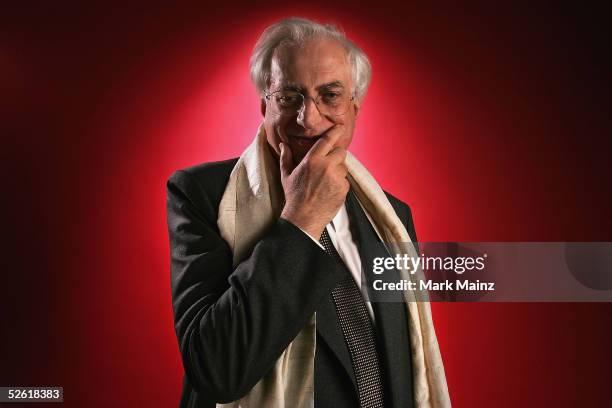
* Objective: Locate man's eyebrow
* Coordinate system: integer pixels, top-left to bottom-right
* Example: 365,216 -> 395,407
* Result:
316,81 -> 345,91
278,81 -> 346,93
279,82 -> 302,92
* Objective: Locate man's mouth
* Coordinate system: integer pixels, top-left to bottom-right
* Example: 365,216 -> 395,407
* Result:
289,134 -> 322,148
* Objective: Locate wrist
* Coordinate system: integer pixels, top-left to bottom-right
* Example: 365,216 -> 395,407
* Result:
281,209 -> 325,240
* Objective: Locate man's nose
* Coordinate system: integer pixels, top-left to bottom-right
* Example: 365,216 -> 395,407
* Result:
296,97 -> 323,129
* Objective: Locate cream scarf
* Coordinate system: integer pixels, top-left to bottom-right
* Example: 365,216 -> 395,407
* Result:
216,124 -> 451,407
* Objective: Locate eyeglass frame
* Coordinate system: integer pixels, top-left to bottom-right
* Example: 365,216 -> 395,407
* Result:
263,88 -> 356,117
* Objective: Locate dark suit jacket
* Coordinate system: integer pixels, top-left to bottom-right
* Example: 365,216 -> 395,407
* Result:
166,158 -> 419,408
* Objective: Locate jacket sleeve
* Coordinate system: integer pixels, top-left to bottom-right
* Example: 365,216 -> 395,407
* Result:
166,170 -> 343,403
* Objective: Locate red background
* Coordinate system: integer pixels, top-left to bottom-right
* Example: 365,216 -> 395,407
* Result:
2,2 -> 611,407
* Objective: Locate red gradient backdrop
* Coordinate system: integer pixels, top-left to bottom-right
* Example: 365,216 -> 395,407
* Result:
2,2 -> 611,407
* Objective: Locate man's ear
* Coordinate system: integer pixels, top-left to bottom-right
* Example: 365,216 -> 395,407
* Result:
353,98 -> 361,118
260,98 -> 266,117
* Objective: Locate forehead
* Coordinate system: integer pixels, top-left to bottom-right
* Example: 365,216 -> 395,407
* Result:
270,38 -> 351,90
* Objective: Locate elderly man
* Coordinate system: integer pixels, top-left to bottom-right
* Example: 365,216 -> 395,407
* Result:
167,17 -> 449,408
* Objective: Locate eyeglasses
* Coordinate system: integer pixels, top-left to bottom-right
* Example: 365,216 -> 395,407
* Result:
264,89 -> 355,117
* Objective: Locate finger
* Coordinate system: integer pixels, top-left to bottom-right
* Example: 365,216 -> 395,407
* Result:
329,162 -> 348,185
279,142 -> 294,179
308,124 -> 345,157
336,162 -> 348,177
327,146 -> 347,164
341,178 -> 350,194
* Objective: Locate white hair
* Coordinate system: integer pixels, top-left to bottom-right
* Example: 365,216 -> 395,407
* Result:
250,17 -> 372,101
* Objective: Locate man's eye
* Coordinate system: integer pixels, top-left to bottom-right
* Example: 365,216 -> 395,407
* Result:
322,92 -> 341,103
277,95 -> 299,105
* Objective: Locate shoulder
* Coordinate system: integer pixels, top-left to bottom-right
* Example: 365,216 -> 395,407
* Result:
383,190 -> 412,220
169,157 -> 238,188
166,158 -> 239,218
168,158 -> 238,192
383,190 -> 418,242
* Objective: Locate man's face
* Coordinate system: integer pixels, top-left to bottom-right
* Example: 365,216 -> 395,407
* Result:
262,38 -> 360,164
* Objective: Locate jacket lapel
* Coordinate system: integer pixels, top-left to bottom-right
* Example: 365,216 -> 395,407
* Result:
345,190 -> 415,408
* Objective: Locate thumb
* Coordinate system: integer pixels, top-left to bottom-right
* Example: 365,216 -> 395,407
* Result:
279,142 -> 294,179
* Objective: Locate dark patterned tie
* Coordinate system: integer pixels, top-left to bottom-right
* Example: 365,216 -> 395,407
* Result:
320,228 -> 385,408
